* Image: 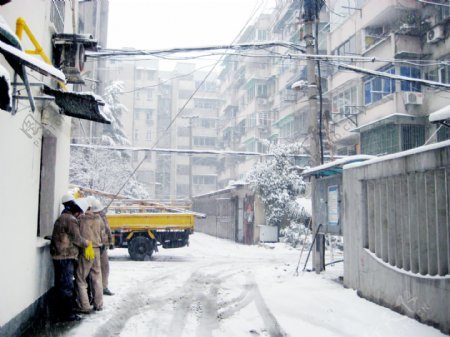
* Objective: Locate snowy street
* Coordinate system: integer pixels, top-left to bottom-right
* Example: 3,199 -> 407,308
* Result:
41,233 -> 445,337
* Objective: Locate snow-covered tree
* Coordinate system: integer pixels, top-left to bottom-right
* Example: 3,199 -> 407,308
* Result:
70,81 -> 149,200
246,141 -> 307,230
101,81 -> 130,147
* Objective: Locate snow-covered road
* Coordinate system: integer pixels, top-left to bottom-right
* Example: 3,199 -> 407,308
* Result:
56,233 -> 443,337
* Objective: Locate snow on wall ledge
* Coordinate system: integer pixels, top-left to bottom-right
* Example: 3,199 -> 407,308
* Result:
342,142 -> 450,334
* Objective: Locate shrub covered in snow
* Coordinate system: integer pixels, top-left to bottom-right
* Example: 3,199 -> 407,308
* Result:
246,141 -> 309,235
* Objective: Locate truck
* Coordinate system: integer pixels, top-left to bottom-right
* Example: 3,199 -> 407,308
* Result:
106,212 -> 195,260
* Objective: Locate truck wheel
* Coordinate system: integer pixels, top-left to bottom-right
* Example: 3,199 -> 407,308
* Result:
128,236 -> 153,261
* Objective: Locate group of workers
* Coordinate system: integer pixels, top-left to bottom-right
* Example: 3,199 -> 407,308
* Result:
50,193 -> 115,322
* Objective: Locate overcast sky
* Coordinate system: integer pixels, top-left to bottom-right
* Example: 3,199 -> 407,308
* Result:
107,0 -> 274,50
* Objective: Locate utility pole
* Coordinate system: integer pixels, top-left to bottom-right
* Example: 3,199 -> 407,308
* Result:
182,115 -> 199,200
303,0 -> 324,273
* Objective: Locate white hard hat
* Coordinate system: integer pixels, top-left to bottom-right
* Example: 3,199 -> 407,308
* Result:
73,198 -> 89,214
86,195 -> 97,208
61,193 -> 75,204
91,199 -> 105,213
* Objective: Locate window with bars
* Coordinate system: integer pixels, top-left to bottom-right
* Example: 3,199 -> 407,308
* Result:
361,123 -> 425,155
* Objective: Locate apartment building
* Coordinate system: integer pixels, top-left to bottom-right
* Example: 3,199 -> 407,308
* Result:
327,0 -> 450,155
158,64 -> 220,200
102,58 -> 160,195
101,61 -> 221,201
218,14 -> 275,187
217,0 -> 450,187
217,2 -> 330,187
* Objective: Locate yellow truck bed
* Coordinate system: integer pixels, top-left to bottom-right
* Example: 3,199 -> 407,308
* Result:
106,212 -> 195,231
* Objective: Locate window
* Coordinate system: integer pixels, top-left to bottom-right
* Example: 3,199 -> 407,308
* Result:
257,29 -> 267,41
193,137 -> 216,147
200,118 -> 216,128
425,63 -> 450,84
364,67 -> 395,105
179,90 -> 192,99
257,84 -> 268,98
177,127 -> 189,137
361,124 -> 399,155
280,121 -> 295,139
246,113 -> 257,129
146,88 -> 153,101
196,81 -> 217,92
437,125 -> 450,142
247,85 -> 255,101
401,125 -> 425,151
361,123 -> 425,155
332,86 -> 358,117
334,35 -> 357,55
364,27 -> 386,50
176,184 -> 189,195
400,67 -> 421,92
176,165 -> 190,175
134,130 -> 139,141
50,0 -> 65,33
135,109 -> 153,120
194,99 -> 219,109
193,175 -> 216,185
145,131 -> 151,141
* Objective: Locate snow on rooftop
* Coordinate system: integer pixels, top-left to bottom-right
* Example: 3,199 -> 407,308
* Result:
350,113 -> 415,132
302,155 -> 375,177
344,140 -> 450,170
429,105 -> 450,123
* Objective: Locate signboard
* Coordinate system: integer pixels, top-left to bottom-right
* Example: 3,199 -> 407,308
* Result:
327,185 -> 339,226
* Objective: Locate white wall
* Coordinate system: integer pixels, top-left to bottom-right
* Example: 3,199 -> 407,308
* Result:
0,0 -> 73,330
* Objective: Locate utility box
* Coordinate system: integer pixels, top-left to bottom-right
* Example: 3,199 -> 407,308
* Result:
302,155 -> 375,273
258,225 -> 278,242
302,155 -> 375,235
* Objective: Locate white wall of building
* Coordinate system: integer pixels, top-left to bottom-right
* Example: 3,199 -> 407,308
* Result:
0,0 -> 74,331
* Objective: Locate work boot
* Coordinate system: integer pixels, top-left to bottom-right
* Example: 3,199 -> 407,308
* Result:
74,305 -> 93,314
103,288 -> 114,296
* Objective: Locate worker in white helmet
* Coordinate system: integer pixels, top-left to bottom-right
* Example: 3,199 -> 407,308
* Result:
50,197 -> 90,322
75,197 -> 104,313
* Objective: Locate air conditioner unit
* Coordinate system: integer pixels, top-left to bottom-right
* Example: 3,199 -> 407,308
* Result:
52,34 -> 98,84
427,25 -> 444,44
404,92 -> 423,105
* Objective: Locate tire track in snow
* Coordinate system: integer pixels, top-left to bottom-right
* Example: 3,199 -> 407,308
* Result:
217,273 -> 288,337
